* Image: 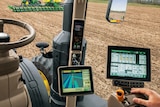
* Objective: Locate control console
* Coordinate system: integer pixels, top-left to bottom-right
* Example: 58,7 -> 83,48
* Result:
107,46 -> 151,107
112,80 -> 144,88
108,89 -> 148,107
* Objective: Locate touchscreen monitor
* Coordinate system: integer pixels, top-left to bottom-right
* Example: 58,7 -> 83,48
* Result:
107,46 -> 151,81
58,66 -> 94,96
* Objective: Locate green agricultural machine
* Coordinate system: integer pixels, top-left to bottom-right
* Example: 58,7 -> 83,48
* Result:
8,0 -> 63,12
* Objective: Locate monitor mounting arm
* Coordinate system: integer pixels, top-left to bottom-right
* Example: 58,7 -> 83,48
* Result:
66,0 -> 88,107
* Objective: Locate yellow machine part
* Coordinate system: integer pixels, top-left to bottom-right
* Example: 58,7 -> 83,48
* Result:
26,1 -> 29,5
110,19 -> 121,23
43,0 -> 50,3
54,0 -> 62,2
39,70 -> 50,96
43,0 -> 61,3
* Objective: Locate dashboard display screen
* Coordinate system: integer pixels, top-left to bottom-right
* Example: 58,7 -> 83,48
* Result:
107,46 -> 151,81
58,66 -> 94,96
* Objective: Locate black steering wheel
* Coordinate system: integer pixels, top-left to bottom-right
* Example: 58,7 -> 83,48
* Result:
0,19 -> 36,50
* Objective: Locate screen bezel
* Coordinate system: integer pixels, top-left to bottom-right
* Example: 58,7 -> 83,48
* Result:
107,46 -> 151,81
58,66 -> 94,96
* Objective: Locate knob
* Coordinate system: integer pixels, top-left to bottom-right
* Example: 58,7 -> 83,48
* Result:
116,89 -> 124,102
0,33 -> 10,42
36,42 -> 49,49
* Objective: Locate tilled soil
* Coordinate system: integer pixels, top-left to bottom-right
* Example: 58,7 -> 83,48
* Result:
0,0 -> 160,101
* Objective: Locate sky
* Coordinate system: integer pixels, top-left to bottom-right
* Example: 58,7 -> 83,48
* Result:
111,0 -> 128,12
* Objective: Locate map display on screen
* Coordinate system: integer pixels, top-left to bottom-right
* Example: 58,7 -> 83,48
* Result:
58,66 -> 94,96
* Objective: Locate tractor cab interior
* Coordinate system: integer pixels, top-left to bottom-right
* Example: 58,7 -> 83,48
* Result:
0,0 -> 151,107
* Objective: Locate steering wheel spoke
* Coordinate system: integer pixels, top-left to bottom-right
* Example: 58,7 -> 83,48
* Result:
0,18 -> 36,50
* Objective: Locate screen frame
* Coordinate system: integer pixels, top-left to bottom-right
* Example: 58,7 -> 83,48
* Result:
58,66 -> 94,96
107,46 -> 151,81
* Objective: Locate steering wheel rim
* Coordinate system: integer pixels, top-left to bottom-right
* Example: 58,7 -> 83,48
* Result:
0,18 -> 36,50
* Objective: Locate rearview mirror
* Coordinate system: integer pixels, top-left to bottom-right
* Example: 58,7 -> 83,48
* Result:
106,0 -> 128,23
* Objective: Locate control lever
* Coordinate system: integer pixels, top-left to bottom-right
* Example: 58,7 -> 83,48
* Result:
108,89 -> 148,107
36,42 -> 49,54
116,89 -> 125,102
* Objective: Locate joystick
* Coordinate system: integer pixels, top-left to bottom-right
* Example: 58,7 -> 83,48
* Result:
108,89 -> 148,107
124,93 -> 148,107
116,89 -> 125,102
